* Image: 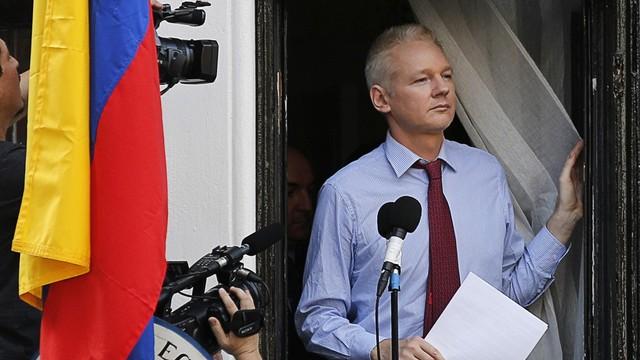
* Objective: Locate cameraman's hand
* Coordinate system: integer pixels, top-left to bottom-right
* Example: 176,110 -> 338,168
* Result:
209,287 -> 262,360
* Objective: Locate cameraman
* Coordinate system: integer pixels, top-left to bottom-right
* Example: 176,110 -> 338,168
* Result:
209,287 -> 262,360
0,39 -> 39,360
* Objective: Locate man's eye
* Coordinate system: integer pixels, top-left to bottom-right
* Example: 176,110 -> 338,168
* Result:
442,73 -> 453,80
413,77 -> 428,84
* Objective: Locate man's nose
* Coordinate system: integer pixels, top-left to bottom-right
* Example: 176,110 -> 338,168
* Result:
431,76 -> 449,97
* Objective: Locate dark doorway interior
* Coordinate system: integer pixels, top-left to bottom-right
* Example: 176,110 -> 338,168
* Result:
0,0 -> 32,26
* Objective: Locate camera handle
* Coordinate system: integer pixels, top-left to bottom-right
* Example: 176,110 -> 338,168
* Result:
226,309 -> 264,338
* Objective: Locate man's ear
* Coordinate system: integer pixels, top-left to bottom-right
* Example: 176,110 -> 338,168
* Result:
369,84 -> 391,114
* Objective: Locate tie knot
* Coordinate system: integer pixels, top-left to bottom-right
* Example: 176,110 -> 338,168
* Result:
413,159 -> 442,180
426,159 -> 442,180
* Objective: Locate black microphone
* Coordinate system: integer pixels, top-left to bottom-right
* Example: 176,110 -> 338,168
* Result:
242,223 -> 284,255
376,196 -> 421,297
159,223 -> 283,302
166,9 -> 206,26
189,223 -> 284,274
377,202 -> 394,239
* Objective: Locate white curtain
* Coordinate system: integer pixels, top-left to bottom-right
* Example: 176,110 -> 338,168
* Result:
408,1 -> 583,359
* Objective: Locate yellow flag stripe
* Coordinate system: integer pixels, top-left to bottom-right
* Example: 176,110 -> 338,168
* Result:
12,0 -> 91,310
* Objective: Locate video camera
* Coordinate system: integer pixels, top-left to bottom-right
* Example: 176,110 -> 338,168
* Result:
153,1 -> 219,93
156,224 -> 283,354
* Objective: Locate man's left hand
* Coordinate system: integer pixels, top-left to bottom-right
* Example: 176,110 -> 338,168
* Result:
547,140 -> 584,244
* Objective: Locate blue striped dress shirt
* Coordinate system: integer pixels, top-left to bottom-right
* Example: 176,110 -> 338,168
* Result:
295,133 -> 568,359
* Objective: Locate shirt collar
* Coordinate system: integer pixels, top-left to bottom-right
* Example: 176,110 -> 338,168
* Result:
383,132 -> 458,177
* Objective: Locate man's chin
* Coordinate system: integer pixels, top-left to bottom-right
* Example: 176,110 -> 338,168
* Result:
427,115 -> 454,132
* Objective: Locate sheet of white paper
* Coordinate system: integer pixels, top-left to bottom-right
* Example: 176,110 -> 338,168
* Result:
424,272 -> 548,360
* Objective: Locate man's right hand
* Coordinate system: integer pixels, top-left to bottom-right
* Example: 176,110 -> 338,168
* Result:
370,337 -> 445,360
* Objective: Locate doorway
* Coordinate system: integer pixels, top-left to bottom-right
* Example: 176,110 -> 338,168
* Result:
283,1 -> 585,359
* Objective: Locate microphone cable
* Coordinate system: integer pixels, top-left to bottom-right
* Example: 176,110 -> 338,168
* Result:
376,294 -> 381,360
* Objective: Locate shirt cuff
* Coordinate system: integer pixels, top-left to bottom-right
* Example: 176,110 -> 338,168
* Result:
349,331 -> 379,360
526,225 -> 570,276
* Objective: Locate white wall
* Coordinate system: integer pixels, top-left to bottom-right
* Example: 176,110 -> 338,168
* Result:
158,0 -> 256,274
157,4 -> 255,358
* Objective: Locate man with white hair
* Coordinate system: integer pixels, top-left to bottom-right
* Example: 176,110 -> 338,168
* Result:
296,24 -> 583,360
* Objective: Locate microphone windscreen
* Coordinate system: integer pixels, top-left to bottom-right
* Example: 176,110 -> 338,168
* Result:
377,202 -> 394,238
390,196 -> 422,232
242,223 -> 284,255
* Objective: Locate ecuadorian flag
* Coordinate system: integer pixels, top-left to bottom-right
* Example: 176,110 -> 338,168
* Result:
12,0 -> 167,358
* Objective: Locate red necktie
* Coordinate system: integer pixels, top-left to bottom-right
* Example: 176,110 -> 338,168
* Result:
414,159 -> 460,335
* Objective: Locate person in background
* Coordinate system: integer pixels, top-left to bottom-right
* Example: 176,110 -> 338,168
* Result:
287,146 -> 315,305
286,146 -> 322,359
287,147 -> 315,249
0,38 -> 40,360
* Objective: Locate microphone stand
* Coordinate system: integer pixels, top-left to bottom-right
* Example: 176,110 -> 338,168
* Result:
376,197 -> 421,360
389,266 -> 401,360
